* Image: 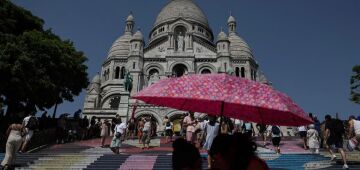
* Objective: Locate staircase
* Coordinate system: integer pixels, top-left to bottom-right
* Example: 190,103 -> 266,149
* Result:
1,137 -> 359,170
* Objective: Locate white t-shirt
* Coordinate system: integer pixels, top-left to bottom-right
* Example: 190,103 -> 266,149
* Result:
298,126 -> 307,132
353,120 -> 360,135
23,115 -> 31,127
143,122 -> 151,132
116,123 -> 127,134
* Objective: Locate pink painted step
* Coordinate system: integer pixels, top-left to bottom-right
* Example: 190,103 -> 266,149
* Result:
119,155 -> 158,170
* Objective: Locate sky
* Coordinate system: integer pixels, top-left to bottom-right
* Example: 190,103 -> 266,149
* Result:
12,0 -> 360,120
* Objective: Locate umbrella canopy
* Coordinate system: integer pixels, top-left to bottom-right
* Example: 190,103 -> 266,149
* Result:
133,74 -> 312,126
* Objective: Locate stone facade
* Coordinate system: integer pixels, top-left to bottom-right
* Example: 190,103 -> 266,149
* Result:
83,0 -> 270,131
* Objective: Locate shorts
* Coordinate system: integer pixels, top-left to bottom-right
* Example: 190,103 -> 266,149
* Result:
245,130 -> 252,138
25,129 -> 34,141
110,136 -> 121,148
326,138 -> 343,148
142,131 -> 151,144
165,129 -> 173,136
272,137 -> 281,146
299,131 -> 307,138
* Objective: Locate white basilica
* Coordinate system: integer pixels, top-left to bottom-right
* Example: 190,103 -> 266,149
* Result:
83,0 -> 271,132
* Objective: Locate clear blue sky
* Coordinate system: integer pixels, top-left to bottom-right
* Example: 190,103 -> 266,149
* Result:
13,0 -> 360,120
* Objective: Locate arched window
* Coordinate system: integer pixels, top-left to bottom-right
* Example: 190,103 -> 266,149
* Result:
103,71 -> 106,81
115,67 -> 120,79
172,64 -> 188,77
241,67 -> 245,78
120,67 -> 126,79
223,44 -> 225,49
235,67 -> 240,77
107,69 -> 110,80
109,96 -> 121,109
251,69 -> 254,80
254,71 -> 257,81
201,69 -> 211,74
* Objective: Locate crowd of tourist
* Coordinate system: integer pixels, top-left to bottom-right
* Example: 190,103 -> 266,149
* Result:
1,109 -> 360,170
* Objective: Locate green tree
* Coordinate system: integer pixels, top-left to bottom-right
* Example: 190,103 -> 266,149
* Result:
0,1 -> 89,116
351,65 -> 360,104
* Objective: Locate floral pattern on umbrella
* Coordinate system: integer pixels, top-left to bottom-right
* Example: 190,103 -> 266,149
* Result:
133,74 -> 312,126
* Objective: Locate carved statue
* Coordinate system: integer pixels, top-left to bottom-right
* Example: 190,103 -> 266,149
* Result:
177,33 -> 184,51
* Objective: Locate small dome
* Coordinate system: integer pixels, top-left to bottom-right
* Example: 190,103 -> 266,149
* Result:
107,34 -> 132,58
217,31 -> 228,41
228,34 -> 253,57
126,14 -> 134,22
228,15 -> 236,23
92,74 -> 100,84
154,0 -> 209,29
132,30 -> 144,40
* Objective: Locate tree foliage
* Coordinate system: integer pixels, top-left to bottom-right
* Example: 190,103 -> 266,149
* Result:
351,65 -> 360,104
0,1 -> 88,115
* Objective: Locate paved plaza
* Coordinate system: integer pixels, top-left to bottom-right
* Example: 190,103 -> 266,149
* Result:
2,137 -> 359,170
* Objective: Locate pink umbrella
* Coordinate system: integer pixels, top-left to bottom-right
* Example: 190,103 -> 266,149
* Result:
133,74 -> 312,126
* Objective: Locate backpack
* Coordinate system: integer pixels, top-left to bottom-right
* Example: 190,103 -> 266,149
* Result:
333,119 -> 345,135
272,126 -> 280,135
26,116 -> 38,130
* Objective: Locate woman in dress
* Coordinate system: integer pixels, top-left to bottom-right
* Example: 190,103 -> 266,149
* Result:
100,120 -> 109,147
1,122 -> 24,170
307,124 -> 320,154
203,116 -> 219,169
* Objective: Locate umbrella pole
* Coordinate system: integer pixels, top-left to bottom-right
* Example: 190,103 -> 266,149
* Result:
218,101 -> 225,134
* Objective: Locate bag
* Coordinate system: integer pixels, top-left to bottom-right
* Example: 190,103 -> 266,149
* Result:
272,126 -> 280,135
26,116 -> 38,130
347,137 -> 358,152
115,132 -> 121,138
334,120 -> 345,134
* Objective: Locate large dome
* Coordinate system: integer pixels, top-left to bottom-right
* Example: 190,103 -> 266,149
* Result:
154,0 -> 209,28
107,34 -> 132,58
228,34 -> 253,58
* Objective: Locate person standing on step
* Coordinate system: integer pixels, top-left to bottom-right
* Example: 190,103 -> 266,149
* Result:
347,115 -> 360,151
1,121 -> 24,170
183,112 -> 196,144
142,117 -> 152,149
307,124 -> 320,154
203,116 -> 219,169
313,116 -> 323,148
100,120 -> 109,147
137,118 -> 144,144
268,125 -> 283,154
110,118 -> 126,154
127,118 -> 136,140
324,115 -> 348,169
242,121 -> 254,138
20,112 -> 38,153
164,116 -> 173,143
256,124 -> 268,147
220,120 -> 229,135
298,125 -> 308,150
